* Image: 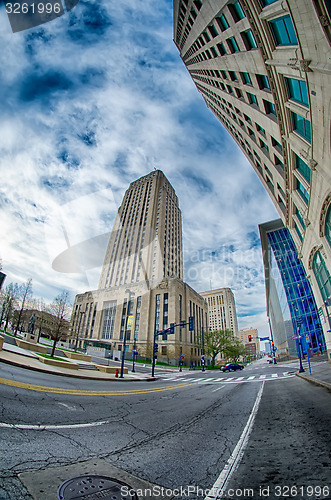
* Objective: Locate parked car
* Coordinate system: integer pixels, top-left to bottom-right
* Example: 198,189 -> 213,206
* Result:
221,363 -> 244,372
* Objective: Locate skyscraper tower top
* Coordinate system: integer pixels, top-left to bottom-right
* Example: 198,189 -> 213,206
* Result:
98,170 -> 183,289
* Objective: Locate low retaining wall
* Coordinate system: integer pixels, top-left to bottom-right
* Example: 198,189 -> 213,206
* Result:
95,365 -> 128,374
16,340 -> 47,354
36,355 -> 79,370
64,351 -> 92,362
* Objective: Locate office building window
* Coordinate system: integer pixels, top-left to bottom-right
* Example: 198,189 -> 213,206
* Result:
241,72 -> 252,85
325,205 -> 331,248
229,71 -> 238,81
229,1 -> 245,22
285,77 -> 309,107
208,24 -> 219,38
247,92 -> 258,107
260,0 -> 278,5
263,99 -> 277,117
216,14 -> 230,32
227,36 -> 240,53
268,15 -> 298,46
257,74 -> 271,90
294,222 -> 303,242
296,207 -> 305,230
101,301 -> 116,340
296,179 -> 309,205
292,112 -> 311,142
241,29 -> 258,50
313,251 -> 331,301
217,42 -> 227,55
295,154 -> 311,183
163,293 -> 169,329
154,294 -> 161,333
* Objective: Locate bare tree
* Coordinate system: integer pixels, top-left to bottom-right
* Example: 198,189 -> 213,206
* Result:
49,291 -> 71,357
14,278 -> 33,335
0,283 -> 20,332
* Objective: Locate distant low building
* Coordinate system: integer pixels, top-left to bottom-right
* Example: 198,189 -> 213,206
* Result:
12,308 -> 71,340
238,327 -> 259,359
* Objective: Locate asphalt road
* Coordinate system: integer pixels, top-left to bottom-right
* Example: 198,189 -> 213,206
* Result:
0,359 -> 330,500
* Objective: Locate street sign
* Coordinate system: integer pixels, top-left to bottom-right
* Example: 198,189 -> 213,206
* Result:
259,337 -> 270,341
127,315 -> 134,330
273,346 -> 277,351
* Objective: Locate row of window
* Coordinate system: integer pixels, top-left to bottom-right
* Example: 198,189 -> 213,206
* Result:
184,11 -> 297,66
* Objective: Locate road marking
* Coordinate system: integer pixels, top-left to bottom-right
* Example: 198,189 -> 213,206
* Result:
259,375 -> 267,379
212,385 -> 225,393
0,377 -> 196,396
247,376 -> 255,380
205,382 -> 265,500
271,373 -> 278,378
225,377 -> 234,381
0,420 -> 110,430
236,377 -> 244,381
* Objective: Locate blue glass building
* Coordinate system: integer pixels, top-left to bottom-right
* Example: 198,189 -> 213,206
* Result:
259,220 -> 326,359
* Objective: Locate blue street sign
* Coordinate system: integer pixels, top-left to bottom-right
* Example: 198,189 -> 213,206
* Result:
259,337 -> 270,341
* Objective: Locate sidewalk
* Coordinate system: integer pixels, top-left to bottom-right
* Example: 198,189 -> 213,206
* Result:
295,359 -> 331,391
0,340 -> 155,382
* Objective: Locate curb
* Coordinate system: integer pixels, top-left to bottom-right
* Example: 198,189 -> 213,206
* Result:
0,357 -> 156,382
295,372 -> 331,391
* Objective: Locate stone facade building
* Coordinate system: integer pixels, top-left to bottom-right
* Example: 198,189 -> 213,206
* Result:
73,171 -> 208,364
200,287 -> 238,336
173,0 -> 331,360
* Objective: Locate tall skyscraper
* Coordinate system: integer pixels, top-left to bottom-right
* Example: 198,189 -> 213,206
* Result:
72,170 -> 207,365
173,0 -> 331,361
99,170 -> 183,289
200,287 -> 238,336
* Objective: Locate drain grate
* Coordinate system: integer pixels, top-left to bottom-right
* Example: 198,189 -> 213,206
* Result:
57,475 -> 138,500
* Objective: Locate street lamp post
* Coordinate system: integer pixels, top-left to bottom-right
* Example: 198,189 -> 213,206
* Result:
267,318 -> 277,364
201,327 -> 205,372
120,289 -> 135,378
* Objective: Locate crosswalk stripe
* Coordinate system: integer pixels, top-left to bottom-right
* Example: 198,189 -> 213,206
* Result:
247,376 -> 255,380
259,375 -> 267,379
236,377 -> 244,381
271,374 -> 278,378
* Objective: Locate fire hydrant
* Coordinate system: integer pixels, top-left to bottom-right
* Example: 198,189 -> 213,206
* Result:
115,369 -> 119,378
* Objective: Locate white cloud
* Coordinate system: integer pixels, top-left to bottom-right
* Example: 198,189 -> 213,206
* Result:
0,0 -> 278,337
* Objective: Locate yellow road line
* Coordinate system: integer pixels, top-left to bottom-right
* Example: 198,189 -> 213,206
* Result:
0,377 -> 195,396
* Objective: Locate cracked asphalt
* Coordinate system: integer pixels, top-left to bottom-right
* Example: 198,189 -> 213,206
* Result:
0,360 -> 330,500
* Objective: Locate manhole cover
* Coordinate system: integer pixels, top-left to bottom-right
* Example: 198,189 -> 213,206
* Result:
57,475 -> 138,500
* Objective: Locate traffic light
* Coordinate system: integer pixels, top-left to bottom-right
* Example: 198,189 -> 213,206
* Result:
248,335 -> 252,342
162,333 -> 167,341
154,343 -> 158,352
189,316 -> 194,331
170,323 -> 175,335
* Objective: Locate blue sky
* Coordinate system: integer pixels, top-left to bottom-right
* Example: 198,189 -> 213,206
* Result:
0,0 -> 278,338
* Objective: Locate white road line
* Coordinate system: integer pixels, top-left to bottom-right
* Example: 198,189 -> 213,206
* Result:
201,378 -> 215,382
205,382 -> 265,500
225,377 -> 234,381
236,377 -> 244,381
212,385 -> 225,393
259,375 -> 267,379
216,378 -> 225,382
0,420 -> 110,430
247,376 -> 255,380
271,374 -> 278,378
